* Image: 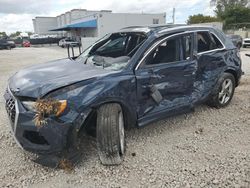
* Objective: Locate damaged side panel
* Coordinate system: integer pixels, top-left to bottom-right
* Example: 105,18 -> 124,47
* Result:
135,60 -> 197,126
3,26 -> 242,168
192,49 -> 241,103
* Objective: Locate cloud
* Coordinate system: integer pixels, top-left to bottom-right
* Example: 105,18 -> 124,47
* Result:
79,0 -> 213,23
0,0 -> 52,14
0,0 -> 84,14
0,0 -> 213,34
0,13 -> 34,34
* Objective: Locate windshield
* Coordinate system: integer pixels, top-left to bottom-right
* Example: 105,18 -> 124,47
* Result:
76,32 -> 147,71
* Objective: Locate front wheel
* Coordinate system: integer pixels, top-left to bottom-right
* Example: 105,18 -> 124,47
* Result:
207,73 -> 235,108
96,103 -> 125,165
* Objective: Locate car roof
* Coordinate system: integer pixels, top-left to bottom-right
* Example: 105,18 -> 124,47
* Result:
119,25 -> 222,35
118,24 -> 235,49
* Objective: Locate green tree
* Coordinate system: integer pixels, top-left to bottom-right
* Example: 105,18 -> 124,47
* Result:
215,0 -> 248,18
0,32 -> 7,38
214,0 -> 250,29
27,31 -> 33,36
187,14 -> 220,24
9,31 -> 22,38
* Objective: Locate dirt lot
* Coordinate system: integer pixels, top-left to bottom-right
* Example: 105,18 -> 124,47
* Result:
0,47 -> 250,188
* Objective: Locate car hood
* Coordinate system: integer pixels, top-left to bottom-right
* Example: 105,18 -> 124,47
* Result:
8,58 -> 113,98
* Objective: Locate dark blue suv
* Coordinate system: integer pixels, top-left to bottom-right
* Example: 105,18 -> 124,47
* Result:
4,25 -> 242,166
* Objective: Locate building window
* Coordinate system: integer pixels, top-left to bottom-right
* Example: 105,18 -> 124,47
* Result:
153,19 -> 159,24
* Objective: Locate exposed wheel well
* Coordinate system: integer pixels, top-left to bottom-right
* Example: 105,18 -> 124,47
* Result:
79,102 -> 134,138
225,69 -> 239,86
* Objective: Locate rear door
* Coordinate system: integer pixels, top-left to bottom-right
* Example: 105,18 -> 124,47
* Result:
193,31 -> 226,102
135,32 -> 197,125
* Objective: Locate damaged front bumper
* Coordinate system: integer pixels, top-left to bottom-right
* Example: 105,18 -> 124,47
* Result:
3,87 -> 86,158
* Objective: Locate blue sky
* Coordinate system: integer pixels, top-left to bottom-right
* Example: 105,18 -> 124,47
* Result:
0,0 -> 214,34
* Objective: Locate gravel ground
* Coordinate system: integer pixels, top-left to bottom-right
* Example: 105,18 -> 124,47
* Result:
0,47 -> 250,188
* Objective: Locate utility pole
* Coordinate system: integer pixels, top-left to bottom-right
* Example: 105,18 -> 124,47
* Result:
172,7 -> 175,24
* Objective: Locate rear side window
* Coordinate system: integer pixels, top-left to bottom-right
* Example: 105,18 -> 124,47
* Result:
211,33 -> 224,49
197,31 -> 223,53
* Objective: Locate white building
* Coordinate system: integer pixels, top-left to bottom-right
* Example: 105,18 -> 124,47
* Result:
32,17 -> 58,35
32,9 -> 166,38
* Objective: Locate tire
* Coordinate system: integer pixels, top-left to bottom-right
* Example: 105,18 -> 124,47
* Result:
207,73 -> 235,108
96,103 -> 125,165
243,45 -> 247,48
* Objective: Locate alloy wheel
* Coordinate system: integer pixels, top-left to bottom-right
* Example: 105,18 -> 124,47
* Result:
218,78 -> 233,104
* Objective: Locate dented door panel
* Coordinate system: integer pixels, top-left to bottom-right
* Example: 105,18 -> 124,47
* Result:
136,60 -> 197,124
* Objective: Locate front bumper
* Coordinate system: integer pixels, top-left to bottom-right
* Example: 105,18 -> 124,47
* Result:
3,87 -> 82,155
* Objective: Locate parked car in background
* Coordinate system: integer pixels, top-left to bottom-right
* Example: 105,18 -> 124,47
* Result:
4,26 -> 242,167
243,38 -> 250,48
59,38 -> 80,48
7,40 -> 16,48
227,34 -> 242,49
22,40 -> 31,47
0,39 -> 16,49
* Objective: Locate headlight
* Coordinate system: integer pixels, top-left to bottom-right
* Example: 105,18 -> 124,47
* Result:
22,99 -> 67,116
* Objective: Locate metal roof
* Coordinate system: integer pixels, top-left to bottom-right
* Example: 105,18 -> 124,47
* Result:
50,19 -> 97,31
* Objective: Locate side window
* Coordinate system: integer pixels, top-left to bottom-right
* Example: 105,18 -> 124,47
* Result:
144,37 -> 181,65
211,33 -> 224,49
143,34 -> 192,66
197,32 -> 213,53
197,31 -> 223,53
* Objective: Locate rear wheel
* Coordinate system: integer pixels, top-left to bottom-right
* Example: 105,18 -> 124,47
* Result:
96,103 -> 125,165
207,73 -> 235,108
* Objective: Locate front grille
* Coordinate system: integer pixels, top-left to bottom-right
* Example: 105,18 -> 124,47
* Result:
6,97 -> 16,125
5,88 -> 17,131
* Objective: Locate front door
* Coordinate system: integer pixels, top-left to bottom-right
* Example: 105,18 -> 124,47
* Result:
135,33 -> 197,125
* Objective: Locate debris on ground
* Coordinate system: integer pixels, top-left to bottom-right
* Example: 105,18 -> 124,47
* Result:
195,127 -> 204,134
58,159 -> 74,173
